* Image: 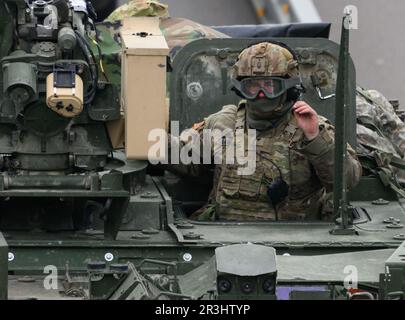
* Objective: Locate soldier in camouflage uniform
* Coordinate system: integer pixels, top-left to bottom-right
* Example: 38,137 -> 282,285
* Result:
95,1 -> 399,208
355,87 -> 405,196
179,42 -> 362,221
356,87 -> 405,159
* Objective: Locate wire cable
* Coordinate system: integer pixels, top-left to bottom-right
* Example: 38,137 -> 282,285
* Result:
74,30 -> 98,104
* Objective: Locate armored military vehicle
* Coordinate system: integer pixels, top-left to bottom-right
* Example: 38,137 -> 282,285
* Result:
0,0 -> 404,300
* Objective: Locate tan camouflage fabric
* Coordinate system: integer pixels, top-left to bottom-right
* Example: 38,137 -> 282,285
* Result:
95,17 -> 228,84
161,17 -> 229,54
355,87 -> 405,184
356,87 -> 405,158
232,42 -> 299,78
105,0 -> 169,22
182,102 -> 361,221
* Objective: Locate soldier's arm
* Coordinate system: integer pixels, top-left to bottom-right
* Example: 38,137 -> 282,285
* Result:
160,127 -> 208,178
295,117 -> 362,192
161,105 -> 238,178
370,90 -> 405,156
357,88 -> 405,157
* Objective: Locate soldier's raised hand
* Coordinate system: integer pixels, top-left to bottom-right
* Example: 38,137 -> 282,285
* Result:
292,101 -> 320,141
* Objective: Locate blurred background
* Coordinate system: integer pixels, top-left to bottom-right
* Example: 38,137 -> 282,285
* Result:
116,0 -> 405,106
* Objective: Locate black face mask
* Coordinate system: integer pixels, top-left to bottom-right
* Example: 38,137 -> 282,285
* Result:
245,93 -> 293,130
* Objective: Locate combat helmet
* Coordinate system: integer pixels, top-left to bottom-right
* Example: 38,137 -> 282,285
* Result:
231,42 -> 303,101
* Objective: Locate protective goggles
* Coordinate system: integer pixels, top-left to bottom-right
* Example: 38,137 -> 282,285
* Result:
232,76 -> 302,100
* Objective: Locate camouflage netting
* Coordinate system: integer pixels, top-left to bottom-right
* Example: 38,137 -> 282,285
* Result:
105,0 -> 170,21
160,17 -> 230,56
95,0 -> 228,83
104,0 -> 228,50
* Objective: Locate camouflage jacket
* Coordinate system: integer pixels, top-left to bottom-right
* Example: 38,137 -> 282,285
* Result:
356,87 -> 405,158
173,102 -> 362,221
356,87 -> 405,185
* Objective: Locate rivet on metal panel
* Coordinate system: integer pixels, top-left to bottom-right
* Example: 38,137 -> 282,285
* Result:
386,222 -> 404,229
141,228 -> 160,235
183,232 -> 203,240
384,217 -> 401,224
176,222 -> 194,229
131,233 -> 151,240
372,198 -> 389,205
393,234 -> 405,241
140,192 -> 158,199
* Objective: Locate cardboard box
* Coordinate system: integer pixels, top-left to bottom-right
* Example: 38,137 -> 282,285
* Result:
120,17 -> 169,161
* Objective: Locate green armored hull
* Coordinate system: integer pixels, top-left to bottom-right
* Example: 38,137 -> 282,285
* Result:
0,0 -> 404,300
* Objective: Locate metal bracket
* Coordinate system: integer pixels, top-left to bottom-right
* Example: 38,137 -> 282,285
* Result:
315,86 -> 336,100
329,225 -> 358,235
311,74 -> 335,100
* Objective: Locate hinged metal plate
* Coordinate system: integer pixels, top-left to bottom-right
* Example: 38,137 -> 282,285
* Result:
170,38 -> 357,146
